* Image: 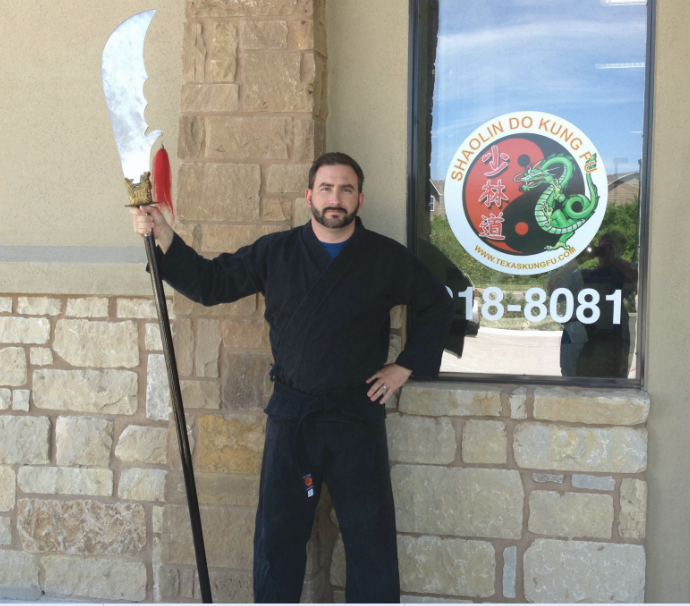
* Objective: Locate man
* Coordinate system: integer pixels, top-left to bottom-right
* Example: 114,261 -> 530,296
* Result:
131,152 -> 453,603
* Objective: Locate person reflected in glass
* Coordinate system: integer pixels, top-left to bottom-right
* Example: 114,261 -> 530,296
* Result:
548,231 -> 638,378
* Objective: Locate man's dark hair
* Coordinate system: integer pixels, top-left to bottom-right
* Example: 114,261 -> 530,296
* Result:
308,152 -> 364,193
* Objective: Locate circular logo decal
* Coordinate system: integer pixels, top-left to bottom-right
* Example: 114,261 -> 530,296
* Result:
444,111 -> 607,275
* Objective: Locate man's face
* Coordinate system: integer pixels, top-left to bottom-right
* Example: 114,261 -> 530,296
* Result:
305,164 -> 364,230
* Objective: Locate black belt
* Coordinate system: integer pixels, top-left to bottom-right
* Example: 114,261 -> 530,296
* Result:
268,379 -> 385,498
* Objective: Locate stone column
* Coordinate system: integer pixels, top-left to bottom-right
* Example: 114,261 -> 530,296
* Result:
163,0 -> 328,602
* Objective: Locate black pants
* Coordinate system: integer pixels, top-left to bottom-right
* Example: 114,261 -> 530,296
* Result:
253,410 -> 400,603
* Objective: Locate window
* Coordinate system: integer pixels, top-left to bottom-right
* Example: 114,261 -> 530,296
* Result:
409,0 -> 654,384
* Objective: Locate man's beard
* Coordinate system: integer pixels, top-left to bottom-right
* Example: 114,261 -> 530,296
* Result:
311,205 -> 358,229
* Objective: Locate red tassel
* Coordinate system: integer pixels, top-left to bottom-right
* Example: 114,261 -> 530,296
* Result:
152,145 -> 174,221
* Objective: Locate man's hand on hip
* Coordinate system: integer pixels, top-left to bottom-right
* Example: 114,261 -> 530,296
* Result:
366,363 -> 412,405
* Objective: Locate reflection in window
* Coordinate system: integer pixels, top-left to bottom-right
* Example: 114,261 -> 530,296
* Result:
416,0 -> 649,381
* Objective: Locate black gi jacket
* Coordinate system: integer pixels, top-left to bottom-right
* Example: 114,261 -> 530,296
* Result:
156,218 -> 453,395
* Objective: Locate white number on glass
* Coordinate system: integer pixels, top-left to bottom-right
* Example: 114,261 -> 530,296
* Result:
576,288 -> 601,324
481,286 -> 504,321
606,290 -> 622,325
456,286 -> 474,321
549,288 -> 574,323
524,287 -> 548,322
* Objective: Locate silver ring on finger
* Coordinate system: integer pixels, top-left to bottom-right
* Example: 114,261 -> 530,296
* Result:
382,384 -> 388,394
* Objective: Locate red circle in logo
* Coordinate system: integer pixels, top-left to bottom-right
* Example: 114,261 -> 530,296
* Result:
515,222 -> 529,236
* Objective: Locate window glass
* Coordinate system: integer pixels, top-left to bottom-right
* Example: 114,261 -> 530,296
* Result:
418,0 -> 649,380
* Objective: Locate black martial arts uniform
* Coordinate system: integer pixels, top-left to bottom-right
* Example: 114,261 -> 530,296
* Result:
155,217 -> 453,603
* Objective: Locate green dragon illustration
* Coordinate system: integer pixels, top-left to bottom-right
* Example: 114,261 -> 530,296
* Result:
513,153 -> 599,251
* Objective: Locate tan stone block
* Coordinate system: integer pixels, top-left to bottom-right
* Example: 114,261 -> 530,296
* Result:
180,568 -> 196,598
18,499 -> 146,556
619,478 -> 647,539
294,118 -> 325,162
400,383 -> 502,417
187,0 -> 313,18
294,197 -> 312,226
29,347 -> 52,366
53,319 -> 139,368
195,570 -> 253,603
392,465 -> 523,539
524,539 -> 645,603
386,413 -> 456,464
177,163 -> 260,222
34,369 -> 137,414
182,83 -> 240,112
222,351 -> 274,409
43,556 -> 147,602
147,354 -> 172,421
12,389 -> 30,411
387,334 -> 402,364
17,296 -> 62,316
116,297 -> 164,319
196,319 -> 222,377
119,468 -> 167,502
510,386 -> 527,419
165,472 -> 260,508
0,297 -> 10,313
262,198 -> 291,222
175,223 -> 198,248
242,53 -> 315,113
513,422 -> 647,473
267,163 -> 310,193
222,319 -> 271,349
398,535 -> 495,598
145,323 -> 162,350
0,388 -> 9,409
178,115 -> 205,159
0,551 -> 41,600
161,504 -> 255,568
533,386 -> 650,425
0,347 -> 27,386
240,20 -> 288,49
17,466 -> 113,497
462,420 -> 507,464
56,416 -> 113,466
180,380 -> 221,410
0,417 -> 50,465
313,53 -> 327,120
202,224 -> 286,253
209,22 -> 238,82
207,116 -> 291,160
0,517 -> 11,545
390,305 -> 405,329
529,491 -> 613,538
0,317 -> 50,344
65,297 -> 109,318
173,292 -> 257,317
115,425 -> 168,464
290,18 -> 314,49
198,414 -> 266,474
182,21 -> 206,82
0,467 -> 16,511
173,318 -> 195,376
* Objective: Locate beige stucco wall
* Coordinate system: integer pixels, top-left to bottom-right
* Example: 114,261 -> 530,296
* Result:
326,0 -> 409,245
644,0 -> 690,601
0,0 -> 183,294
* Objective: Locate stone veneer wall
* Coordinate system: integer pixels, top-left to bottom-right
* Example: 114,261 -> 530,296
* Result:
329,383 -> 649,603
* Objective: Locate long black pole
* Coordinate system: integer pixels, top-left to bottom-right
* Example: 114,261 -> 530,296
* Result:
144,233 -> 213,603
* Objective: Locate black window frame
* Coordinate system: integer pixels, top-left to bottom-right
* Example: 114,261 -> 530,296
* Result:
406,0 -> 656,388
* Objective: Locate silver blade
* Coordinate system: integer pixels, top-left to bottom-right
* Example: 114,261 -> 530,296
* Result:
102,10 -> 162,182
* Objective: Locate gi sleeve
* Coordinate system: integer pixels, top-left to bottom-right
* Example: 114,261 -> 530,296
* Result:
152,232 -> 267,306
393,252 -> 454,378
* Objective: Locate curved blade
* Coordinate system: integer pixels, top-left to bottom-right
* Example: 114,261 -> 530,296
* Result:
102,10 -> 162,181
